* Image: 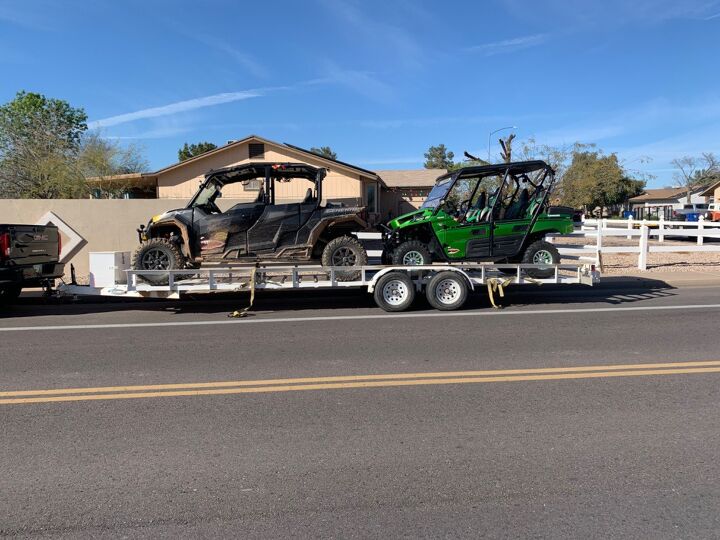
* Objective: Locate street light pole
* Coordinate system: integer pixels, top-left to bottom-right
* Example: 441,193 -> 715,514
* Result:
487,126 -> 517,162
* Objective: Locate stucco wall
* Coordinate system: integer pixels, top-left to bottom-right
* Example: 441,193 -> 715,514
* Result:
0,198 -> 249,282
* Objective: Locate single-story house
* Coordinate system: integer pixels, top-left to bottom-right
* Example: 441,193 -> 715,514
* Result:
375,168 -> 446,219
628,187 -> 708,218
90,135 -> 444,223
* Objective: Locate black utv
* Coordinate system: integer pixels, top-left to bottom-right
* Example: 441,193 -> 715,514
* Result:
132,163 -> 369,283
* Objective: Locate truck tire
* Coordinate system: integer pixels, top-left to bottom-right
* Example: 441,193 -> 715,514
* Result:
131,238 -> 189,285
391,241 -> 431,266
0,284 -> 22,304
521,239 -> 559,279
425,271 -> 468,311
321,235 -> 368,281
373,271 -> 415,312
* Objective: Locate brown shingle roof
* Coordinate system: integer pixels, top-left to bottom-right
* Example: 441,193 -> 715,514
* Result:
628,187 -> 689,202
376,169 -> 446,188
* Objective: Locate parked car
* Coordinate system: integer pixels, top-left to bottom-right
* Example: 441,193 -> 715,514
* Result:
382,160 -> 574,278
706,202 -> 720,222
671,203 -> 709,222
0,224 -> 64,303
132,163 -> 370,283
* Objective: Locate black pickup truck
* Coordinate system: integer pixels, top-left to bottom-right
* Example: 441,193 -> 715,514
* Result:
0,224 -> 64,303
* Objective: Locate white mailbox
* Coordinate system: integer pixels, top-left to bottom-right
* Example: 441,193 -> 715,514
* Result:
89,251 -> 131,287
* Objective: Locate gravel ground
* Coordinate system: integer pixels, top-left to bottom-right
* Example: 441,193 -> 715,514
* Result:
553,234 -> 720,274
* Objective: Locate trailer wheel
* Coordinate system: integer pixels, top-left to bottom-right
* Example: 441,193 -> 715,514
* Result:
521,240 -> 559,279
425,271 -> 468,311
131,238 -> 189,285
373,272 -> 415,312
0,284 -> 22,304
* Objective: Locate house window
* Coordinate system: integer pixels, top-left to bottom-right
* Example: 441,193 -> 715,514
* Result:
249,143 -> 265,159
243,179 -> 262,191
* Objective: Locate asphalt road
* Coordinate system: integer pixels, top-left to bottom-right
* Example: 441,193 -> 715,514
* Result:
2,282 -> 720,538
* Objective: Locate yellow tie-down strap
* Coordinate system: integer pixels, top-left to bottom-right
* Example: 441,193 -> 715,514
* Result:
485,274 -> 542,309
228,268 -> 257,318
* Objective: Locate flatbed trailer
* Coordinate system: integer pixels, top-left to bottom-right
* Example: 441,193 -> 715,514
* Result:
58,262 -> 599,312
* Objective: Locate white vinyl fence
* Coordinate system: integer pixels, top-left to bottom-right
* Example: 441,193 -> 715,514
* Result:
548,217 -> 720,270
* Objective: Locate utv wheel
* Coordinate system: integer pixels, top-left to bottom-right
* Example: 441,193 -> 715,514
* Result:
391,241 -> 432,266
321,235 -> 368,281
373,271 -> 415,312
0,284 -> 22,304
131,238 -> 190,285
521,240 -> 560,279
426,271 -> 468,311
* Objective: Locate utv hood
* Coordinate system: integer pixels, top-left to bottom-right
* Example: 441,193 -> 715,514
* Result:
387,208 -> 435,230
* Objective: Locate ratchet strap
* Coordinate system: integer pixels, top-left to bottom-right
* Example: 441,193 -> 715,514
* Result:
486,277 -> 512,309
228,267 -> 257,318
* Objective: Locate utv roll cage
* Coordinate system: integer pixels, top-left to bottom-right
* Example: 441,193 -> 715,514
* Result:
187,162 -> 327,208
433,160 -> 555,223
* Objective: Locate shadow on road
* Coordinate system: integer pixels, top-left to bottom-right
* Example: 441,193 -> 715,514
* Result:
0,277 -> 680,320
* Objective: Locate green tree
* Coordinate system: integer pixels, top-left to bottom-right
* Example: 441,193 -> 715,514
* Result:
178,141 -> 217,162
0,91 -> 88,198
424,144 -> 454,169
79,133 -> 149,198
310,146 -> 337,160
562,151 -> 644,212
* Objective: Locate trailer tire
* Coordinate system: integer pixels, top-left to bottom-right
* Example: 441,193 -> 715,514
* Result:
131,238 -> 189,285
321,235 -> 367,281
392,241 -> 431,266
373,271 -> 415,312
425,271 -> 468,311
0,284 -> 22,304
521,240 -> 559,279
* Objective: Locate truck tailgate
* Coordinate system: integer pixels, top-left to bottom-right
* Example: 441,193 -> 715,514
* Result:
2,225 -> 60,266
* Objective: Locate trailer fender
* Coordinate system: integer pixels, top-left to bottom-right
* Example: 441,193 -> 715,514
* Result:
367,266 -> 475,294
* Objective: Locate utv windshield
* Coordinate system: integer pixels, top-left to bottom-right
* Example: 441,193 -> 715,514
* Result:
421,176 -> 453,209
189,180 -> 222,208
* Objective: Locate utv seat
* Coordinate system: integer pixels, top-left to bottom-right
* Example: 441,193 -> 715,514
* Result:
302,188 -> 315,204
504,188 -> 530,220
465,191 -> 487,222
255,186 -> 265,203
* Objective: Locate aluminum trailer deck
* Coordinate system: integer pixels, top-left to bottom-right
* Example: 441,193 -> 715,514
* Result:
58,262 -> 599,312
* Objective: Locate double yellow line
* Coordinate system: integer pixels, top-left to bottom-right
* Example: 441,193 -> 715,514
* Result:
2,360 -> 720,406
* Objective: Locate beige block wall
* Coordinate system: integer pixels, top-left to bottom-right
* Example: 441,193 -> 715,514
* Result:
0,198 -> 248,282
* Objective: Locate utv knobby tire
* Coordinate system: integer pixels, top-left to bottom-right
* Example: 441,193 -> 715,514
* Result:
391,241 -> 432,266
0,284 -> 22,304
521,239 -> 560,279
321,236 -> 368,282
131,238 -> 190,285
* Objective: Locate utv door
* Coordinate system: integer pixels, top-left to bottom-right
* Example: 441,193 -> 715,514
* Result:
192,202 -> 264,257
435,221 -> 491,260
246,204 -> 301,253
490,187 -> 532,258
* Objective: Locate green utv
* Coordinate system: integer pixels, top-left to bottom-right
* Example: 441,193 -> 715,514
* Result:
383,160 -> 574,278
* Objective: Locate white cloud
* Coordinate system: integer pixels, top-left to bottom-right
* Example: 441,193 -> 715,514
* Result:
465,34 -> 549,56
87,90 -> 263,129
183,32 -> 268,79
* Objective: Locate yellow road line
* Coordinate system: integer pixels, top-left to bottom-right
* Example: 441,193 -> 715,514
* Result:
3,360 -> 720,398
2,366 -> 720,405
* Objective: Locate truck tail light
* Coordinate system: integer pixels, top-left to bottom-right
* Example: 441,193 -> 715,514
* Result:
0,232 -> 10,260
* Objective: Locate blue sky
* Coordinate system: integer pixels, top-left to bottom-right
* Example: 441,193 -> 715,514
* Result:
2,0 -> 720,186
